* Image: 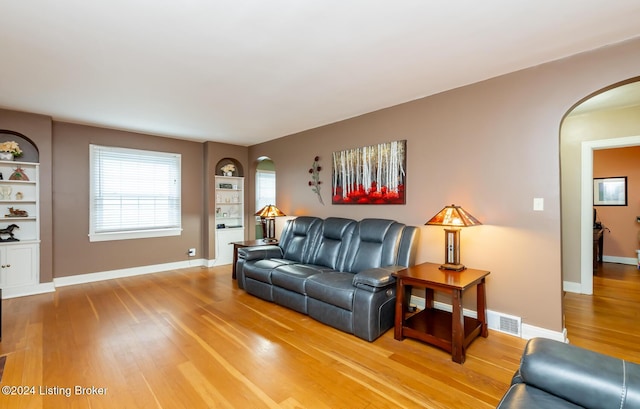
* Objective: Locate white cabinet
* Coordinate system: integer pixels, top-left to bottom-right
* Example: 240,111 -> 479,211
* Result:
215,176 -> 244,265
0,244 -> 38,289
0,160 -> 39,293
215,228 -> 245,265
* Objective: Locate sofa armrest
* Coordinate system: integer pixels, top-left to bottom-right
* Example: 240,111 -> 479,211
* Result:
517,338 -> 640,409
237,245 -> 283,261
353,266 -> 405,290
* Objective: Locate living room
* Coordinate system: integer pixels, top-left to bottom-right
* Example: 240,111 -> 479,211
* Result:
1,2 -> 640,407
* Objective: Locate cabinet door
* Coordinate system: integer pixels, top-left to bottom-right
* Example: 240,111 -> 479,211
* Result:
1,244 -> 37,288
216,229 -> 245,265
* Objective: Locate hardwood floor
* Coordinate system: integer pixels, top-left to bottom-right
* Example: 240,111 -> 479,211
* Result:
0,266 -> 526,409
2,262 -> 636,408
564,262 -> 640,362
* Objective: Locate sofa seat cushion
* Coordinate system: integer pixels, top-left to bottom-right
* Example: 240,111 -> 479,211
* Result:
497,384 -> 583,409
243,258 -> 298,284
271,264 -> 331,294
305,272 -> 356,311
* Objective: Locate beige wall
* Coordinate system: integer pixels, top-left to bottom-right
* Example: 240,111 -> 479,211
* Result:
594,147 -> 640,258
561,105 -> 640,282
248,38 -> 640,332
52,122 -> 206,277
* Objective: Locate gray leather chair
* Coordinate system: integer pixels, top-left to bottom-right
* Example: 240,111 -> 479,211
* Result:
497,338 -> 640,408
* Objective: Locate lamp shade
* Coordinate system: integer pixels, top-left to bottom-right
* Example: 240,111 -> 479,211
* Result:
425,204 -> 481,227
255,204 -> 286,218
425,204 -> 481,271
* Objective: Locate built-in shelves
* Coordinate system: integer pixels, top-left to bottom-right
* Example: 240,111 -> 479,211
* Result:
0,160 -> 40,293
214,175 -> 244,265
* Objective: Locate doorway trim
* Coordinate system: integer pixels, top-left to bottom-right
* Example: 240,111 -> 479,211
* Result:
581,135 -> 640,294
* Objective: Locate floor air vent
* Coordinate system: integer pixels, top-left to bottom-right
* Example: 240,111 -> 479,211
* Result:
488,311 -> 522,337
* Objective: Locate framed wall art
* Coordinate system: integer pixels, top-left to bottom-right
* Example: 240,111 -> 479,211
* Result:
593,176 -> 627,206
332,140 -> 406,204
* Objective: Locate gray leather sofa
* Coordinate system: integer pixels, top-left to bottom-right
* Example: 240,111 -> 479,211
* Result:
497,337 -> 640,408
236,216 -> 419,341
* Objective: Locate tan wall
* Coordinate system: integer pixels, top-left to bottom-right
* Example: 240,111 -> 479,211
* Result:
594,147 -> 640,258
561,105 -> 640,282
248,37 -> 640,332
52,122 -> 206,277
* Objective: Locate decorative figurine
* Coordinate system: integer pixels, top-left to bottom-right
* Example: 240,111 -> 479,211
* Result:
6,207 -> 28,217
0,224 -> 19,242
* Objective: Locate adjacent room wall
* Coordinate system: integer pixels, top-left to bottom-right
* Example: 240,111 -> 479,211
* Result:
248,37 -> 640,333
593,146 -> 640,260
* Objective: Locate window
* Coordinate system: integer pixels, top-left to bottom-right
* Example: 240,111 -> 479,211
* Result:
89,145 -> 181,242
255,169 -> 276,211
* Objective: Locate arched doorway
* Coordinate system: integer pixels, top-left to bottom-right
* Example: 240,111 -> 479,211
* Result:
255,157 -> 276,239
560,78 -> 640,295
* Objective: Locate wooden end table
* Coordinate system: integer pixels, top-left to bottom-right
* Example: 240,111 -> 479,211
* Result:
392,262 -> 490,364
231,239 -> 278,279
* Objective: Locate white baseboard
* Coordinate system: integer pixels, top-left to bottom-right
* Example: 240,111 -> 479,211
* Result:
409,295 -> 566,342
563,281 -> 582,294
603,255 -> 638,266
2,259 -> 234,299
522,324 -> 567,342
53,259 -> 206,287
1,282 -> 56,299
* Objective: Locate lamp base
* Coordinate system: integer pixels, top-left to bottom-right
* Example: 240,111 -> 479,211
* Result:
262,238 -> 278,243
439,263 -> 466,271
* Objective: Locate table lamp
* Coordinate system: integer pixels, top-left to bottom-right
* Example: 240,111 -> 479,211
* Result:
255,204 -> 286,242
425,204 -> 481,271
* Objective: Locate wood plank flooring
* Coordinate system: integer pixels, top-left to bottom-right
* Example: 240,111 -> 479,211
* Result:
0,262 -> 637,408
564,262 -> 640,362
0,266 -> 525,408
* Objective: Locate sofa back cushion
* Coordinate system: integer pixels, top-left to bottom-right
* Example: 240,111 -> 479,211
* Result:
310,217 -> 356,270
279,216 -> 323,263
345,219 -> 404,273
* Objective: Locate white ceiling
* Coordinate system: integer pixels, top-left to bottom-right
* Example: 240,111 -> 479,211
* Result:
1,1 -> 640,146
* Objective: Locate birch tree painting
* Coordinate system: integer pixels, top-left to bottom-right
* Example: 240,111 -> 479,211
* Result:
332,140 -> 406,204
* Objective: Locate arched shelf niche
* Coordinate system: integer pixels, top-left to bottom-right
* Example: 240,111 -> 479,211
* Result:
0,130 -> 40,162
215,158 -> 243,177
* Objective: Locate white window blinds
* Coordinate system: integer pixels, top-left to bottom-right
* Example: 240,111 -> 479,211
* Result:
89,144 -> 181,241
255,170 -> 276,211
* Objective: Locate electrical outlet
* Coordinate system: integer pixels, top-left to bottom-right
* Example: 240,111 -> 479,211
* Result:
188,248 -> 196,257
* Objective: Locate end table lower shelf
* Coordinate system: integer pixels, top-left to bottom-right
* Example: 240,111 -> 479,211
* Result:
403,308 -> 484,355
392,262 -> 490,364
